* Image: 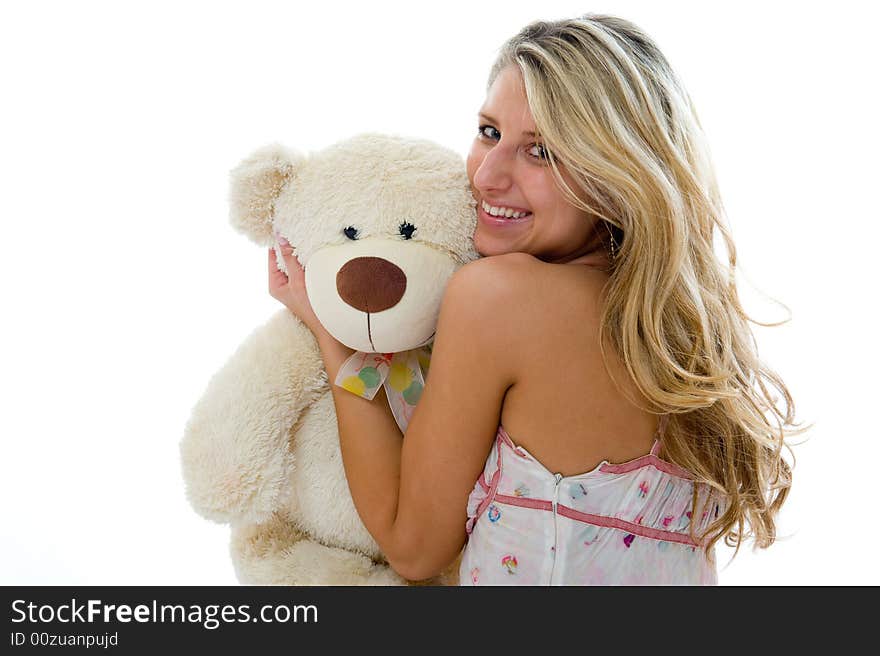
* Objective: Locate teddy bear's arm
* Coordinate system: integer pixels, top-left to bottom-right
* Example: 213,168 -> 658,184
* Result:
180,309 -> 326,525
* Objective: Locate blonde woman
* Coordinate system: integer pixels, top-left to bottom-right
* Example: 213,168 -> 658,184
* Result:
269,14 -> 797,585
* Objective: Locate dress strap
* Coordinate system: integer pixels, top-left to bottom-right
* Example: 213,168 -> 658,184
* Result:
650,415 -> 669,456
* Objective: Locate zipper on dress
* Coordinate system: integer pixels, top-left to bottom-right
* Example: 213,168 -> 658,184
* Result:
552,473 -> 562,510
549,473 -> 563,584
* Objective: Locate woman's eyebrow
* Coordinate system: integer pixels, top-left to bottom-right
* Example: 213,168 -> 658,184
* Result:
477,112 -> 537,137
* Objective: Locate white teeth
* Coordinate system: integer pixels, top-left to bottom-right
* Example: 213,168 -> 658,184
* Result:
481,200 -> 530,219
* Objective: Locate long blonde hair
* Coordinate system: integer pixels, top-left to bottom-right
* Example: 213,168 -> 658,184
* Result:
491,14 -> 800,555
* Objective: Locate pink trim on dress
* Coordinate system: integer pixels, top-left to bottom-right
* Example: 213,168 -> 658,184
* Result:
556,505 -> 699,547
497,425 -> 518,449
498,423 -> 695,481
467,438 -> 504,535
494,494 -> 553,512
599,455 -> 694,480
491,493 -> 699,547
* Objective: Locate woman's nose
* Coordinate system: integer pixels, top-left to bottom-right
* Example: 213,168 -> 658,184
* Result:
472,144 -> 513,193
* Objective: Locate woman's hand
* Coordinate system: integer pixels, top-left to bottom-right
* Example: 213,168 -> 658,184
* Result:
268,237 -> 328,340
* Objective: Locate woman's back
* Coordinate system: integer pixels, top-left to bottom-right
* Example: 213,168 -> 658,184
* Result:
496,253 -> 660,476
460,256 -> 723,585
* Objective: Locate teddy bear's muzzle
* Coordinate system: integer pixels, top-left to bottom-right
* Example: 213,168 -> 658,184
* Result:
336,256 -> 407,313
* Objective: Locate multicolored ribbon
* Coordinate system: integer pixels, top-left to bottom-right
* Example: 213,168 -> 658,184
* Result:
334,347 -> 432,433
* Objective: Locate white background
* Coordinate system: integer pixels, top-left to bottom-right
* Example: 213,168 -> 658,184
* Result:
1,0 -> 877,586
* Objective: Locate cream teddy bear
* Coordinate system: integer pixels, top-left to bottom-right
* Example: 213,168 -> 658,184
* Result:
180,134 -> 478,585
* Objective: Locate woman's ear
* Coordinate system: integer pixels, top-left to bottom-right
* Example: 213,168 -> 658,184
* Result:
228,143 -> 304,245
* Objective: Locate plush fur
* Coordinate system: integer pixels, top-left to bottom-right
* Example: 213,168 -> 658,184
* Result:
180,134 -> 477,585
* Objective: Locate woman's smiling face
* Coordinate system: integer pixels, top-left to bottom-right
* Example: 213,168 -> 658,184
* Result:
466,65 -> 601,263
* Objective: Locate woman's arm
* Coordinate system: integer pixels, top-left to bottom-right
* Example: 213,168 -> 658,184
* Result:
271,242 -> 520,580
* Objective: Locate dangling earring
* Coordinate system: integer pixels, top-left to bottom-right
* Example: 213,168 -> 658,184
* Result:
604,221 -> 619,261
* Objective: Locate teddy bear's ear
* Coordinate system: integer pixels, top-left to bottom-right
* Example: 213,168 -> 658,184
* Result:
228,143 -> 303,246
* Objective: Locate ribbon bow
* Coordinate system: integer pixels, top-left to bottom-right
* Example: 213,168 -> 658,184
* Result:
334,347 -> 432,433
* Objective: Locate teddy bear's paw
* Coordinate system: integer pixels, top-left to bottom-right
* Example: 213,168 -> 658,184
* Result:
229,514 -> 305,583
230,519 -> 405,586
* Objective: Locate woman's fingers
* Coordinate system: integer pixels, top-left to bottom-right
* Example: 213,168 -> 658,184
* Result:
266,238 -> 319,331
269,247 -> 295,302
268,247 -> 286,279
278,241 -> 298,266
276,239 -> 305,281
268,239 -> 305,297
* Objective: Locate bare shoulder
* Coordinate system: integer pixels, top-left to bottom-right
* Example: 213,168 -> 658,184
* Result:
442,254 -> 526,320
443,254 -> 610,377
439,255 -> 529,342
451,252 -> 536,292
450,254 -> 608,324
451,252 -> 598,300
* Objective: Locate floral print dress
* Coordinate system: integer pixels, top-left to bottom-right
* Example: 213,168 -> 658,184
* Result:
460,425 -> 725,585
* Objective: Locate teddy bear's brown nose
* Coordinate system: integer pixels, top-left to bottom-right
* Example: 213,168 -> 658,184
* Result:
336,257 -> 407,313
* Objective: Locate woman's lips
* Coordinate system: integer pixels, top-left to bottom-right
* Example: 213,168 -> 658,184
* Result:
477,204 -> 533,227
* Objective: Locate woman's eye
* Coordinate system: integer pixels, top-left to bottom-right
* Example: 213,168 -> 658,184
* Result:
478,124 -> 500,141
399,222 -> 416,240
528,143 -> 549,160
343,226 -> 359,240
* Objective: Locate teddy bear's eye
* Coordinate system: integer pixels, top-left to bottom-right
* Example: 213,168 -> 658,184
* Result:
399,222 -> 416,240
343,226 -> 359,240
